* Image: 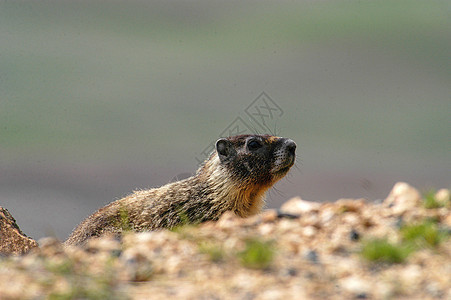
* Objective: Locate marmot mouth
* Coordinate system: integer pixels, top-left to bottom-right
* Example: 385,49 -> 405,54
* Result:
279,165 -> 292,173
272,155 -> 295,175
272,161 -> 294,176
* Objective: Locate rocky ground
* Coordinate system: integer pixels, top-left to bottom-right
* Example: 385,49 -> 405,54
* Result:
0,182 -> 450,300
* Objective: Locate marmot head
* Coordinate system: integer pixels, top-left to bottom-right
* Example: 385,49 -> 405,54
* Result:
215,134 -> 296,187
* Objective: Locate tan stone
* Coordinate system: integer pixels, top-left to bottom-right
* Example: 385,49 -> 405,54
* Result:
280,196 -> 320,215
341,276 -> 371,296
216,211 -> 241,229
301,225 -> 317,237
444,214 -> 451,227
435,189 -> 450,204
261,209 -> 278,222
384,182 -> 422,214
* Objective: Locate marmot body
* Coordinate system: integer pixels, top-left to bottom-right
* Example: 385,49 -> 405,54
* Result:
65,134 -> 296,246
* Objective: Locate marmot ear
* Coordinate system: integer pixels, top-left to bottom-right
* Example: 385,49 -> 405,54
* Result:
215,138 -> 232,162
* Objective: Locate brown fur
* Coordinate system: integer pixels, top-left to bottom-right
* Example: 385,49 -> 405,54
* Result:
65,134 -> 296,246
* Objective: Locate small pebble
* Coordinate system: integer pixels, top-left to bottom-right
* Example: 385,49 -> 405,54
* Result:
305,250 -> 319,264
349,229 -> 360,241
356,292 -> 368,299
276,211 -> 299,219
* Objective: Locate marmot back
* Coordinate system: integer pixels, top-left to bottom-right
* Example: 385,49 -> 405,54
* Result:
65,134 -> 296,246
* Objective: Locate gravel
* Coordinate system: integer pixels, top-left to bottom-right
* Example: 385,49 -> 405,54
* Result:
0,182 -> 449,299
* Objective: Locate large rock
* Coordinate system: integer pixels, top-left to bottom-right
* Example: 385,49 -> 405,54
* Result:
383,182 -> 422,215
0,206 -> 38,255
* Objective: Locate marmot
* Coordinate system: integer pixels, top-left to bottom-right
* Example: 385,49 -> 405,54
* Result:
65,134 -> 296,246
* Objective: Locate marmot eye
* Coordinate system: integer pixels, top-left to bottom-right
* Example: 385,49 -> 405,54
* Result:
247,140 -> 262,151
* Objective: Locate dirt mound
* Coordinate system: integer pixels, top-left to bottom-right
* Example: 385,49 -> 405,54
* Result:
0,182 -> 449,299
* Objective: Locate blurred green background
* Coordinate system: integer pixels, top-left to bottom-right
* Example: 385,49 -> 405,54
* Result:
0,0 -> 449,240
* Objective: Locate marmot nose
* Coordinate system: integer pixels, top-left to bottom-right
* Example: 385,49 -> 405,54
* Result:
283,139 -> 296,156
